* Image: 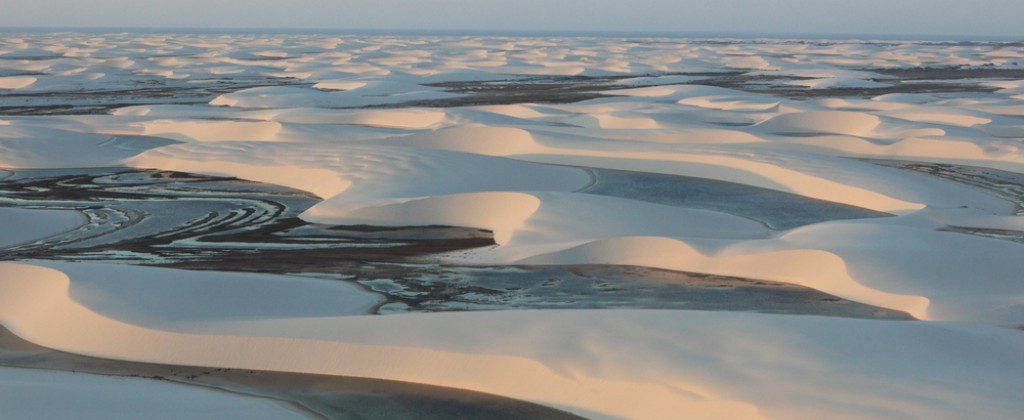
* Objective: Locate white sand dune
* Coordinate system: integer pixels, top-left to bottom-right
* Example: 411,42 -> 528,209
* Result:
2,262 -> 1024,420
209,86 -> 332,108
565,113 -> 663,129
511,152 -> 923,213
262,108 -> 447,129
721,55 -> 776,70
0,125 -> 178,168
518,236 -> 933,320
756,111 -> 881,137
140,120 -> 284,142
211,82 -> 458,108
384,124 -> 540,155
779,220 -> 1024,323
678,95 -> 781,112
517,211 -> 1024,324
313,191 -> 541,245
881,109 -> 992,127
312,80 -> 368,90
3,33 -> 1024,418
0,76 -> 37,89
765,69 -> 893,90
818,97 -> 912,111
129,141 -> 589,210
312,190 -> 769,249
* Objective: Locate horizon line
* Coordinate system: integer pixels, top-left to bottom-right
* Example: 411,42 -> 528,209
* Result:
1,26 -> 1022,42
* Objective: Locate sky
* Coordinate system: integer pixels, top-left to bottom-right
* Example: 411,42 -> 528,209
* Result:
2,0 -> 1023,39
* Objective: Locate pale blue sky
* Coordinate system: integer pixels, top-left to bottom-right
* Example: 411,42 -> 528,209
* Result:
2,0 -> 1022,38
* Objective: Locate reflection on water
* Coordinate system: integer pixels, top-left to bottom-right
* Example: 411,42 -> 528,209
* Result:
579,167 -> 892,230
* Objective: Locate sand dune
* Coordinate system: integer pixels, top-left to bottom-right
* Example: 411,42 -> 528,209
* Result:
0,76 -> 37,89
34,262 -> 379,327
757,111 -> 881,137
2,33 -> 1024,418
141,120 -> 284,142
264,108 -> 447,129
313,80 -> 368,90
518,236 -> 933,320
314,192 -> 541,245
2,262 -> 1024,419
385,124 -> 540,155
881,109 -> 992,127
0,126 -> 178,168
678,95 -> 781,112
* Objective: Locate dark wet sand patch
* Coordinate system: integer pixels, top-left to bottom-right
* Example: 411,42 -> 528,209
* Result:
0,326 -> 584,420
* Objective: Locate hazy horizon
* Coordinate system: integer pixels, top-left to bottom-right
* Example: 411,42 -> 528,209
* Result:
1,27 -> 1020,43
2,0 -> 1023,39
